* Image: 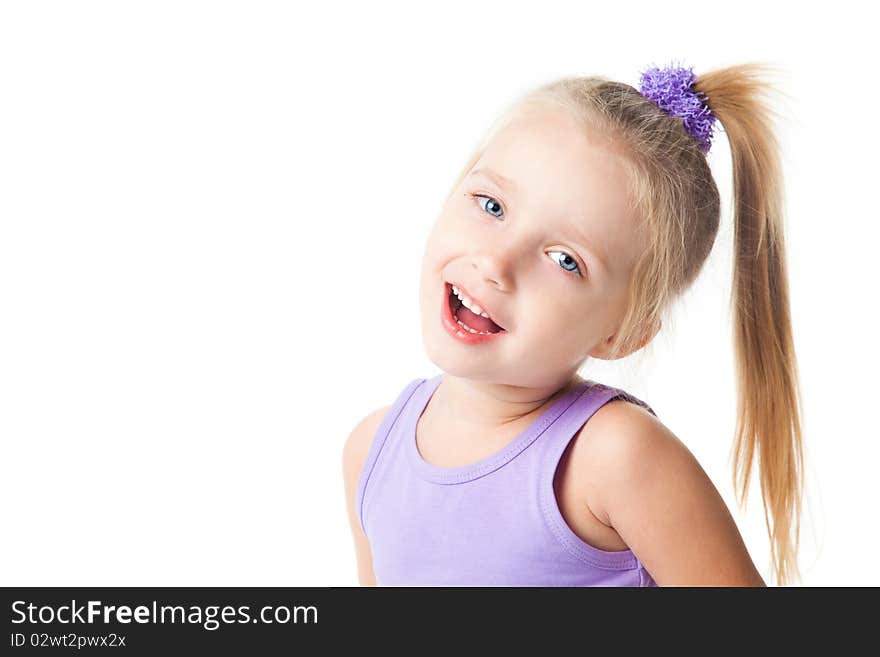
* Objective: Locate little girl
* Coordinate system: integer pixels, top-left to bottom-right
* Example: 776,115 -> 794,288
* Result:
343,63 -> 804,587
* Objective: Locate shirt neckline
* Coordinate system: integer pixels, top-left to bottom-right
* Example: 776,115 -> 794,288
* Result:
405,374 -> 594,484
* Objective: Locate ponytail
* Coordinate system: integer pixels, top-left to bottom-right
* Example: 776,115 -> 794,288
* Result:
695,65 -> 805,586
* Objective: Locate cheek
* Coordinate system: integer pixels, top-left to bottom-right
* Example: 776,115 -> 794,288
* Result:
423,227 -> 467,270
541,297 -> 605,334
418,260 -> 441,306
436,219 -> 467,245
419,231 -> 444,270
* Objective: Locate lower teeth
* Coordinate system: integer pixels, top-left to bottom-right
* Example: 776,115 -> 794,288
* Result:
455,317 -> 494,335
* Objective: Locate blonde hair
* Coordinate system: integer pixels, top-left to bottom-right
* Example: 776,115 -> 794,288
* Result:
443,63 -> 805,586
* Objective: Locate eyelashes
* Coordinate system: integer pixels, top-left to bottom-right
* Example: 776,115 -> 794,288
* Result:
468,192 -> 585,278
472,193 -> 505,219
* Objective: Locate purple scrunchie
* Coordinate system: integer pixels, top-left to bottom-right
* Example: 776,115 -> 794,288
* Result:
638,64 -> 717,154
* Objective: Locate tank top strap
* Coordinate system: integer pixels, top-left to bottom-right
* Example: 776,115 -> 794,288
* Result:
580,381 -> 657,419
536,380 -> 658,569
354,376 -> 431,535
539,379 -> 658,463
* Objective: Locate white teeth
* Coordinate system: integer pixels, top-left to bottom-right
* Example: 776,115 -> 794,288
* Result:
451,285 -> 492,319
456,319 -> 494,335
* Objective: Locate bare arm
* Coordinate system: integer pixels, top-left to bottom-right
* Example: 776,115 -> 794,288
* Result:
342,405 -> 390,587
584,401 -> 766,587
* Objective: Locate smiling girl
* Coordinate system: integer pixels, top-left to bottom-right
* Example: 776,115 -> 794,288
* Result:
343,63 -> 804,587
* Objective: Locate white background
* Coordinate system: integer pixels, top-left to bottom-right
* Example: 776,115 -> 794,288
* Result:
1,0 -> 876,586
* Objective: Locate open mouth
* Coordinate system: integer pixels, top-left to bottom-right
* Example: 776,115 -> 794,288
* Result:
446,283 -> 506,335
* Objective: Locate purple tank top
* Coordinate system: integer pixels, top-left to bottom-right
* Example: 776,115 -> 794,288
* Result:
355,374 -> 659,587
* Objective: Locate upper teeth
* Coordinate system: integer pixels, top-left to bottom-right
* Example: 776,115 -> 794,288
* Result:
452,285 -> 492,319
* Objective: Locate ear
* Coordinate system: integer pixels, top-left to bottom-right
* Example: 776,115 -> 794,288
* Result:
590,318 -> 662,360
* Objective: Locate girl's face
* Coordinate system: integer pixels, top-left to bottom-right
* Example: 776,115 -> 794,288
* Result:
419,106 -> 647,388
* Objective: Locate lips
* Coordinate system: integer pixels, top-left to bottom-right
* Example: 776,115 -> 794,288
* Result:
445,280 -> 506,331
440,282 -> 508,344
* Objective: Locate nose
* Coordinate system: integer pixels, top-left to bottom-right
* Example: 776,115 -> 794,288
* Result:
467,221 -> 535,291
470,249 -> 514,291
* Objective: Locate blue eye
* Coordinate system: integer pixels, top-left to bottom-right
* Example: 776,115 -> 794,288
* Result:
473,194 -> 504,218
470,193 -> 585,278
547,251 -> 583,276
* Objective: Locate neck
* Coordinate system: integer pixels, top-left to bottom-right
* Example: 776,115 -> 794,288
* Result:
430,371 -> 583,435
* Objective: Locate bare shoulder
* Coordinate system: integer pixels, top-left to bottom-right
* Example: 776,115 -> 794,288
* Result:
571,398 -> 766,586
570,398 -> 668,527
341,404 -> 391,587
342,404 -> 391,474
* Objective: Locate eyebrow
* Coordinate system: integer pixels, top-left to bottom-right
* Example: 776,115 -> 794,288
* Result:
468,167 -> 518,192
467,167 -> 611,275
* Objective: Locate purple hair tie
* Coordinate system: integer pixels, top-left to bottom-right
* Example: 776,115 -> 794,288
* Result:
638,63 -> 717,154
